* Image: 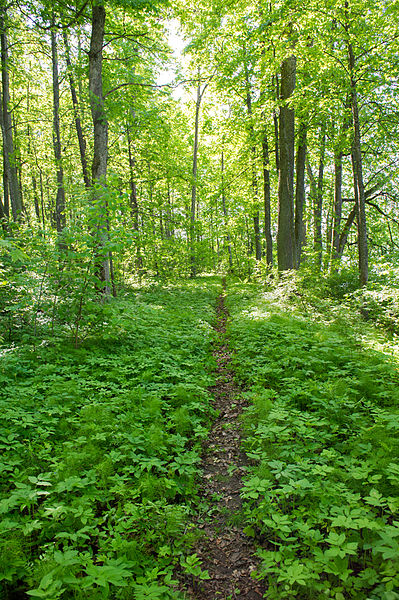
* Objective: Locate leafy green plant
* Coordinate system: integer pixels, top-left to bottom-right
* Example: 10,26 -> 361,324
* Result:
0,278 -> 221,598
227,278 -> 399,599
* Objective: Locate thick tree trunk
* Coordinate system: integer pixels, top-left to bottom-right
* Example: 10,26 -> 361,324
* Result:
262,129 -> 273,266
0,7 -> 22,221
63,29 -> 91,189
294,122 -> 307,267
277,55 -> 296,271
51,24 -> 66,241
89,2 -> 111,294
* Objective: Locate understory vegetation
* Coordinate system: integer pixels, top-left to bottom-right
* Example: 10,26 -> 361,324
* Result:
227,274 -> 399,599
0,278 -> 219,599
2,270 -> 399,598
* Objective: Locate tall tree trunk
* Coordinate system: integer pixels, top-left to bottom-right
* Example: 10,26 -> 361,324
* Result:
262,128 -> 273,266
221,151 -> 233,270
0,7 -> 22,221
165,181 -> 173,239
127,123 -> 142,270
244,57 -> 262,262
190,73 -> 201,277
273,75 -> 280,171
2,152 -> 8,218
337,204 -> 357,260
294,122 -> 307,267
89,2 -> 110,295
314,128 -> 326,268
277,55 -> 296,271
332,147 -> 343,260
51,23 -> 66,241
348,43 -> 368,286
63,29 -> 91,189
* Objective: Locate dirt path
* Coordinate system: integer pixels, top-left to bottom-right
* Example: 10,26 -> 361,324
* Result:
184,285 -> 265,600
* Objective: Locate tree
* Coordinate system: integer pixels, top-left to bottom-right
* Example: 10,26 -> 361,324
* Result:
277,55 -> 296,271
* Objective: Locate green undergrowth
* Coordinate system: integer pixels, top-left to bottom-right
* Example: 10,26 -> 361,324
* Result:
0,277 -> 220,599
226,278 -> 399,600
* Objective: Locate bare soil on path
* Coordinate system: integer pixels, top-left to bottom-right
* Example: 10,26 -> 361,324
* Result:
184,284 -> 265,600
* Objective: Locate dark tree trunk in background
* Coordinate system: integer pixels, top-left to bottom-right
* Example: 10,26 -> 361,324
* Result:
51,24 -> 66,242
314,128 -> 326,268
244,57 -> 262,262
277,55 -> 296,271
262,128 -> 273,266
63,29 -> 91,190
190,74 -> 201,277
221,151 -> 233,270
294,122 -> 307,267
348,43 -> 368,286
127,123 -> 142,271
332,147 -> 343,260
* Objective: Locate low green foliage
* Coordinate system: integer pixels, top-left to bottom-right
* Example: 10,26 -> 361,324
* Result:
227,279 -> 399,599
0,277 -> 220,599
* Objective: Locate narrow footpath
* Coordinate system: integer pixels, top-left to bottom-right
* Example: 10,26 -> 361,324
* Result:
187,283 -> 265,600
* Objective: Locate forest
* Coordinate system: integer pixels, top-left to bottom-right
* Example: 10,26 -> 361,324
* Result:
1,0 -> 399,598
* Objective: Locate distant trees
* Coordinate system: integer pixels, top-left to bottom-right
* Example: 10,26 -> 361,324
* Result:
0,0 -> 398,286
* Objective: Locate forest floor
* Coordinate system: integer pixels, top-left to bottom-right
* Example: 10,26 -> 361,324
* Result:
2,275 -> 399,599
183,282 -> 265,600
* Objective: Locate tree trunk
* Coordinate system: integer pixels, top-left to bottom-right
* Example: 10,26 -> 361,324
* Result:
294,122 -> 307,267
221,151 -> 233,270
127,123 -> 142,270
244,58 -> 262,262
313,128 -> 326,268
0,7 -> 22,221
262,128 -> 273,266
277,55 -> 296,271
348,42 -> 368,286
190,73 -> 201,277
51,23 -> 66,242
89,2 -> 111,295
332,148 -> 343,260
63,29 -> 91,189
273,75 -> 280,171
337,204 -> 357,259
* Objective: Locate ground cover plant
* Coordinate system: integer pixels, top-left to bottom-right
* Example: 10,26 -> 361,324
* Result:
0,277 -> 220,599
226,278 -> 399,599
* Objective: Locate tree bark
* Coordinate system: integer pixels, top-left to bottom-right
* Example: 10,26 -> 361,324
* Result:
63,29 -> 91,189
190,74 -> 201,277
314,128 -> 326,268
348,42 -> 368,286
294,122 -> 307,267
221,151 -> 233,270
0,6 -> 22,221
127,123 -> 142,271
89,2 -> 111,294
244,58 -> 262,262
277,55 -> 296,271
51,23 -> 66,241
262,128 -> 273,266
